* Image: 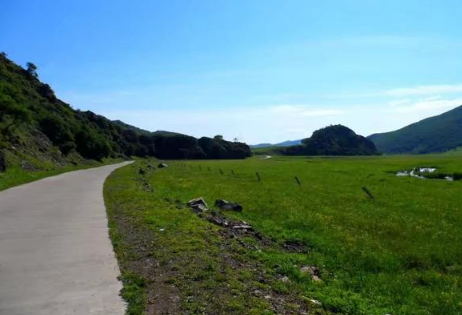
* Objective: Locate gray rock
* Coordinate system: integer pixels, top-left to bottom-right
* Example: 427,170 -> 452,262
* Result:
308,299 -> 322,306
232,224 -> 253,230
300,266 -> 322,282
187,197 -> 208,213
208,216 -> 229,227
214,199 -> 243,212
158,163 -> 168,168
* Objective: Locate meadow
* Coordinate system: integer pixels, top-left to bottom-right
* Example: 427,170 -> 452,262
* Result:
105,154 -> 462,315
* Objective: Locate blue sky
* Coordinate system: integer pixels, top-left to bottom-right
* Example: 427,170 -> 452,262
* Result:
2,0 -> 462,144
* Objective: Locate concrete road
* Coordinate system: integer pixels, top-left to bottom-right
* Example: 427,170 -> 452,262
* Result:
0,162 -> 131,315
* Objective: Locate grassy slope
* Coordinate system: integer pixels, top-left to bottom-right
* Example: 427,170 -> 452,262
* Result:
368,105 -> 462,154
105,155 -> 462,315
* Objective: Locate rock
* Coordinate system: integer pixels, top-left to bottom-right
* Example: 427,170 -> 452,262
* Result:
214,199 -> 243,212
308,299 -> 322,306
187,197 -> 208,213
158,163 -> 168,168
146,164 -> 155,170
21,161 -> 37,171
208,216 -> 229,227
232,224 -> 253,231
300,266 -> 322,282
252,290 -> 262,297
138,168 -> 146,175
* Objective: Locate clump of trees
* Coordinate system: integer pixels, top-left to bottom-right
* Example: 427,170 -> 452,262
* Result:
282,125 -> 379,156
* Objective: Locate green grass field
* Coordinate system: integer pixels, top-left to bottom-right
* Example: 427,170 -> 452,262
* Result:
105,154 -> 462,315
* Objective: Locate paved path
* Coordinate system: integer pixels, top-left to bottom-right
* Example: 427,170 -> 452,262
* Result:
0,162 -> 131,315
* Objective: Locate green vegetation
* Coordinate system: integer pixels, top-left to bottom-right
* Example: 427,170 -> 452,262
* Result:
105,155 -> 462,315
282,125 -> 378,156
0,53 -> 251,176
0,157 -> 121,191
368,105 -> 462,154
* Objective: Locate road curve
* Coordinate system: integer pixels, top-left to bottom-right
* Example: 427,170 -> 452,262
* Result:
0,162 -> 131,315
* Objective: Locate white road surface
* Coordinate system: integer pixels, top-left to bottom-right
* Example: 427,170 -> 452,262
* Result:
0,162 -> 131,315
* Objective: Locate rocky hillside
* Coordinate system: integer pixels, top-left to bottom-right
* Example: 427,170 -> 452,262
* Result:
283,125 -> 379,156
0,53 -> 251,171
368,105 -> 462,154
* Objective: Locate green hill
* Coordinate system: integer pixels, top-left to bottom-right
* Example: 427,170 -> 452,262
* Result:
0,53 -> 251,172
368,105 -> 462,154
283,125 -> 379,156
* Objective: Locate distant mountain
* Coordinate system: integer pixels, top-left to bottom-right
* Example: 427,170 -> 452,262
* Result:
276,139 -> 302,147
112,121 -> 182,137
250,139 -> 302,148
283,125 -> 379,156
368,105 -> 462,154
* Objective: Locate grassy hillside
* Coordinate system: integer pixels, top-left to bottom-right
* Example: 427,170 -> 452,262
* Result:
0,53 -> 251,175
106,155 -> 462,315
368,105 -> 462,154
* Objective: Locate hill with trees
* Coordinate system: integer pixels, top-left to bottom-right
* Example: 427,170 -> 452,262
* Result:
0,53 -> 251,171
368,105 -> 462,154
282,125 -> 379,156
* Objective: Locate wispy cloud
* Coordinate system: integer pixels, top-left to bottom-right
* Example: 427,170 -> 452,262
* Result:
388,97 -> 462,114
270,105 -> 343,117
384,84 -> 462,97
60,82 -> 462,144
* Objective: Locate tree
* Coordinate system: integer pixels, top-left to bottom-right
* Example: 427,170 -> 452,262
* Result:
26,62 -> 38,77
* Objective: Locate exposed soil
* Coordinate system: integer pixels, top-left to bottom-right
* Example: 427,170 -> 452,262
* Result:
112,210 -> 181,314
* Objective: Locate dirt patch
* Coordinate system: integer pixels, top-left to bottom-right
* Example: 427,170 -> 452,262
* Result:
112,211 -> 181,314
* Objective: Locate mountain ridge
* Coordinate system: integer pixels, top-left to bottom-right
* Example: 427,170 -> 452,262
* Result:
368,105 -> 462,154
250,139 -> 302,148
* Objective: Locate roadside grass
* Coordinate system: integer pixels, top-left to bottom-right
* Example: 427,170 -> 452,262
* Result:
0,157 -> 123,191
105,155 -> 462,315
